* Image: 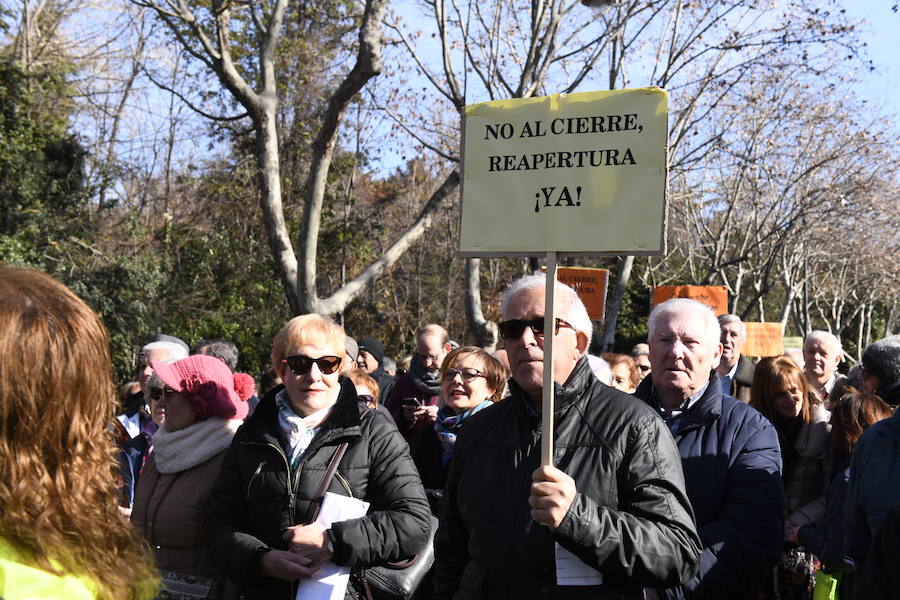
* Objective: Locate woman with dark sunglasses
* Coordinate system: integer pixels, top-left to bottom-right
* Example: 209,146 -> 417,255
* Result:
204,314 -> 430,600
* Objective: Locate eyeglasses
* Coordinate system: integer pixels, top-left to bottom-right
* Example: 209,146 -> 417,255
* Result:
443,367 -> 485,382
357,394 -> 376,408
154,386 -> 179,400
415,352 -> 443,363
637,364 -> 650,373
498,317 -> 574,340
281,354 -> 343,375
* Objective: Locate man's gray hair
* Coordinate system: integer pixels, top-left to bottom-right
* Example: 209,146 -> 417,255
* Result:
500,274 -> 593,338
804,330 -> 843,356
648,298 -> 720,347
141,341 -> 189,361
147,372 -> 164,391
718,314 -> 746,341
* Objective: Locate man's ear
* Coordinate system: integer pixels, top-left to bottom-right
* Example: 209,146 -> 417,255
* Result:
711,342 -> 723,370
444,343 -> 452,354
575,331 -> 590,358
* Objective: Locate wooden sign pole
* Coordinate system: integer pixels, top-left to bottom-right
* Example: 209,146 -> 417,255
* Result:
541,251 -> 558,467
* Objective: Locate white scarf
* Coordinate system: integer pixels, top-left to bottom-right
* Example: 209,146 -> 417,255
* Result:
152,417 -> 241,474
275,389 -> 334,469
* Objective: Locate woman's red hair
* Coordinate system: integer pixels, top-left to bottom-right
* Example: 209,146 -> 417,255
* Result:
0,265 -> 158,599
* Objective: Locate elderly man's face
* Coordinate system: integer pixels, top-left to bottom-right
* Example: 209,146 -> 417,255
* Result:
502,287 -> 587,402
138,348 -> 178,397
803,338 -> 841,387
649,310 -> 722,407
719,322 -> 744,368
417,333 -> 450,375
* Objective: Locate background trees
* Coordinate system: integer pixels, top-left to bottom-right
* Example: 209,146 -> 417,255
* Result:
0,0 -> 897,382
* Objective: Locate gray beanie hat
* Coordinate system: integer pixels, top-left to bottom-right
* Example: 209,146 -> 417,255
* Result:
862,336 -> 900,385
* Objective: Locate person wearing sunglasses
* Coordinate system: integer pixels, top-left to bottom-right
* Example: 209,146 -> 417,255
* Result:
205,314 -> 430,600
434,274 -> 701,600
132,354 -> 252,599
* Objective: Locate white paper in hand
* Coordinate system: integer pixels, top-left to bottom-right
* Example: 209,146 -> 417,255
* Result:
294,492 -> 370,600
555,542 -> 603,586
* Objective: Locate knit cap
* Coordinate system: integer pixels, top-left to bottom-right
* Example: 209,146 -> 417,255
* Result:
151,355 -> 250,420
862,336 -> 900,385
357,337 -> 385,366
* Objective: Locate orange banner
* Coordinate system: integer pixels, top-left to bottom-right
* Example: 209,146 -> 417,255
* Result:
544,267 -> 609,321
651,286 -> 728,316
743,322 -> 784,358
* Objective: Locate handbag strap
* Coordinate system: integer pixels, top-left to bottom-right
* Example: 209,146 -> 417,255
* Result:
304,441 -> 349,524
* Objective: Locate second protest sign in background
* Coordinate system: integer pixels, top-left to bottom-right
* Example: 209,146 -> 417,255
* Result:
460,88 -> 668,257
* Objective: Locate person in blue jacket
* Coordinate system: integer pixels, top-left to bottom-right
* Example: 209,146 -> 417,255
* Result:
634,298 -> 784,600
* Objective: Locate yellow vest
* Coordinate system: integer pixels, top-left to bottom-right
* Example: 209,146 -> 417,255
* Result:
0,537 -> 97,600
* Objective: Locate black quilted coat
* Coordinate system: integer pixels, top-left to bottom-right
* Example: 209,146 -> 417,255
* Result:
204,378 -> 431,599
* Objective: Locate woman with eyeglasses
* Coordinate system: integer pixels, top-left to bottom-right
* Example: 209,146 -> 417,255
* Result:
411,346 -> 506,514
131,354 -> 252,599
204,314 -> 430,600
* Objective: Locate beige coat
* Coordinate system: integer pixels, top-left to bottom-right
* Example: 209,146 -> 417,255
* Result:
132,451 -> 226,577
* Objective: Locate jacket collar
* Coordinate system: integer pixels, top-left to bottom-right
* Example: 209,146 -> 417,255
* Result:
240,377 -> 362,446
634,370 -> 723,433
507,356 -> 595,418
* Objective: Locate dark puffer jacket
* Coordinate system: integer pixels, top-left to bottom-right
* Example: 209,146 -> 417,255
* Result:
434,357 -> 701,600
634,373 -> 784,599
204,378 -> 431,599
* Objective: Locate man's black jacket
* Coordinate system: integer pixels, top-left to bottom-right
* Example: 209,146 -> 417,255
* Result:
434,357 -> 701,600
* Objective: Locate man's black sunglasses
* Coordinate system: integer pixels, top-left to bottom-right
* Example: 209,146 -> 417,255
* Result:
498,317 -> 574,340
281,354 -> 343,375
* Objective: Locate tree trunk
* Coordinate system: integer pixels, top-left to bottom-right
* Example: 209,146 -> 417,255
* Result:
464,258 -> 498,351
601,255 -> 634,352
255,103 -> 300,314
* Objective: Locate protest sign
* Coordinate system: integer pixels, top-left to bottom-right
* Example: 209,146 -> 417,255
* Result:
459,89 -> 669,466
651,285 -> 728,316
743,322 -> 784,358
459,88 -> 668,257
542,267 -> 609,321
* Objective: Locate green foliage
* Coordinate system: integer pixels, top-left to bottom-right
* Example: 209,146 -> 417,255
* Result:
0,58 -> 87,252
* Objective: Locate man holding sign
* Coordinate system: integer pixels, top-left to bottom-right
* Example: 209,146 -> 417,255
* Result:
434,274 -> 700,600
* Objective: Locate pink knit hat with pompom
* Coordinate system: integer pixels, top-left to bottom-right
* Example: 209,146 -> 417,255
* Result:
151,354 -> 250,420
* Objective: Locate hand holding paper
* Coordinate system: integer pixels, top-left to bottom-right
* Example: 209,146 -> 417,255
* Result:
283,522 -> 333,562
259,549 -> 319,581
529,465 -> 576,530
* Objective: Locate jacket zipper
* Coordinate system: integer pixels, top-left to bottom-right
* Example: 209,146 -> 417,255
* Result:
335,471 -> 354,498
245,461 -> 266,503
241,441 -> 296,523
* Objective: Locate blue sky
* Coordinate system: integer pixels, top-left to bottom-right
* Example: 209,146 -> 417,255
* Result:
845,1 -> 900,119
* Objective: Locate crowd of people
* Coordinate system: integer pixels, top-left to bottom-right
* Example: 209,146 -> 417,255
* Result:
2,263 -> 900,600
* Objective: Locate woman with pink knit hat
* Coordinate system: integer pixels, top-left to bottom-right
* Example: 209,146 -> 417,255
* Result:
131,354 -> 253,600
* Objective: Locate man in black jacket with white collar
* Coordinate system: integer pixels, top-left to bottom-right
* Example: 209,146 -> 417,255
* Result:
635,298 -> 783,599
434,274 -> 701,600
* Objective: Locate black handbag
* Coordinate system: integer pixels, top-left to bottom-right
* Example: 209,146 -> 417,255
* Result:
309,443 -> 436,600
355,514 -> 438,600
